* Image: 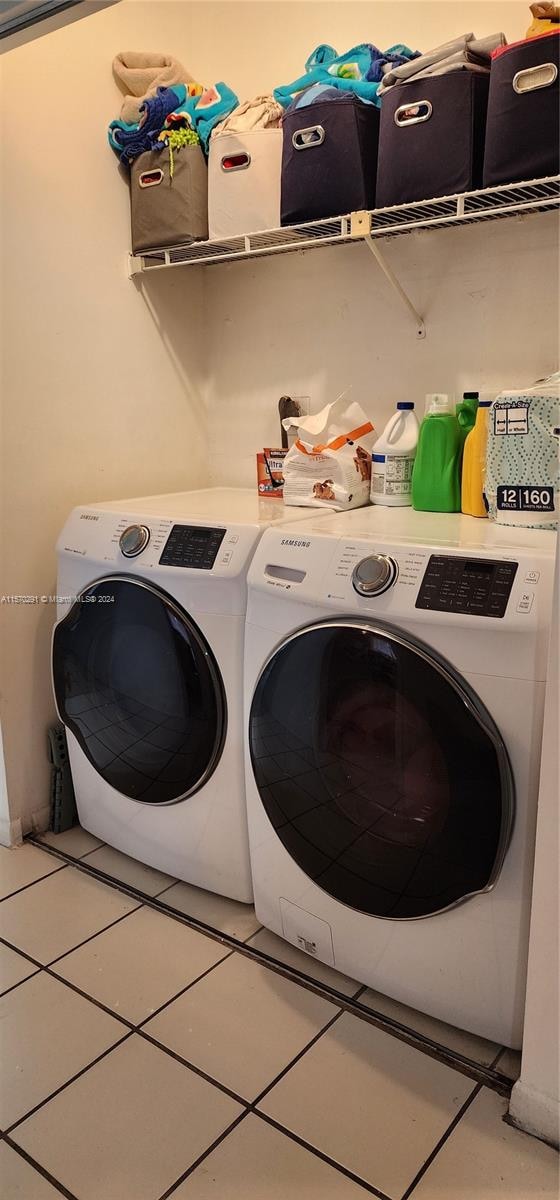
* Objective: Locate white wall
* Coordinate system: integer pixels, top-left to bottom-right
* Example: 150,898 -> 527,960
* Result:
0,1 -> 211,834
0,0 -> 556,842
510,553 -> 559,1148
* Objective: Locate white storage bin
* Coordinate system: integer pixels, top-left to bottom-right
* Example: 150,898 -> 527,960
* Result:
208,128 -> 282,239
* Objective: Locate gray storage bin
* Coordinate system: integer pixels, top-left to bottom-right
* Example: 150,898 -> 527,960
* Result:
130,145 -> 208,253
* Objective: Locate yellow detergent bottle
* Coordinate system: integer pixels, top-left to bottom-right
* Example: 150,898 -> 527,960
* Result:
461,399 -> 492,517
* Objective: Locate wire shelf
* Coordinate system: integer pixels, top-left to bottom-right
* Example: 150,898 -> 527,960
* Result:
129,175 -> 560,275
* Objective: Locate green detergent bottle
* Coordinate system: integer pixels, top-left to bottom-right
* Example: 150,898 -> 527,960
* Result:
412,394 -> 462,512
456,392 -> 479,443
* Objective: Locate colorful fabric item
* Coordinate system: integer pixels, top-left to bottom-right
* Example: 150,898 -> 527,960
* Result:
109,81 -> 238,162
273,42 -> 420,109
113,52 -> 195,124
212,94 -> 283,137
163,82 -> 239,152
108,84 -> 186,161
378,32 -> 505,96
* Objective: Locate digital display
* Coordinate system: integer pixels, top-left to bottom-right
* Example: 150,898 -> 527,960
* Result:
463,561 -> 493,575
159,525 -> 226,570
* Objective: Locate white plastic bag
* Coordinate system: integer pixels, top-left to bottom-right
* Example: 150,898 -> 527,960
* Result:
282,396 -> 375,510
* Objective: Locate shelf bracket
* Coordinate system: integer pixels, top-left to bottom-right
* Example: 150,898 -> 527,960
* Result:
364,235 -> 426,339
128,254 -> 143,279
350,211 -> 425,337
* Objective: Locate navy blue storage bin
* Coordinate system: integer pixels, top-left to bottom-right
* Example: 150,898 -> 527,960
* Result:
376,72 -> 490,208
280,96 -> 380,225
483,32 -> 560,187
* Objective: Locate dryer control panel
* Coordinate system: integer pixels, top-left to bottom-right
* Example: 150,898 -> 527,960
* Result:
159,525 -> 226,570
416,555 -> 518,618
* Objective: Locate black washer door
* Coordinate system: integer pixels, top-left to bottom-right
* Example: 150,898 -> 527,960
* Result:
249,620 -> 513,919
53,576 -> 226,805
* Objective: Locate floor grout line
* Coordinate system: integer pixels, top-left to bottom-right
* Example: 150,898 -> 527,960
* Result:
3,1134 -> 80,1200
400,1079 -> 484,1200
0,863 -> 68,904
249,1006 -> 345,1109
134,948 -> 235,1030
400,1045 -> 508,1200
157,1111 -> 251,1200
254,1110 -> 392,1199
46,905 -> 144,967
5,1031 -> 134,1135
405,1050 -> 510,1199
38,839 -> 106,862
136,1029 -> 250,1108
24,836 -> 515,1097
0,967 -> 42,1000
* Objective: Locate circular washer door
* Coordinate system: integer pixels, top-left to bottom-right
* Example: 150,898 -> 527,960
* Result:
53,576 -> 226,805
249,620 -> 513,919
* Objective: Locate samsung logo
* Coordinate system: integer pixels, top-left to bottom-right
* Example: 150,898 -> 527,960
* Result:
80,514 -> 100,521
280,538 -> 311,548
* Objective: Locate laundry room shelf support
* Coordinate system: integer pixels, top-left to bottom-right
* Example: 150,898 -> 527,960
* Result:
350,208 -> 425,338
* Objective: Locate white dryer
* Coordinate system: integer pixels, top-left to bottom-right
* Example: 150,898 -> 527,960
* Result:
243,507 -> 556,1045
52,488 -> 317,902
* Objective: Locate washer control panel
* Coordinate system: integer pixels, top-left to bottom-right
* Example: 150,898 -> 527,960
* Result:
159,524 -> 226,570
415,555 -> 518,617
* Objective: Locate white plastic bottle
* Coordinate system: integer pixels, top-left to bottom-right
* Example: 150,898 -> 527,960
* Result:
370,402 -> 420,506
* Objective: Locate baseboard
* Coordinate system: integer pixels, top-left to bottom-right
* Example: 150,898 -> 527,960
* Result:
0,803 -> 51,847
0,813 -> 23,847
509,1079 -> 560,1149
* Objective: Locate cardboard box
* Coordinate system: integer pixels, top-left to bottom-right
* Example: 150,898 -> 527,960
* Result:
256,448 -> 287,498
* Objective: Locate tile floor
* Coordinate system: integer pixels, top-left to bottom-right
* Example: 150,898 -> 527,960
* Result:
0,834 -> 557,1200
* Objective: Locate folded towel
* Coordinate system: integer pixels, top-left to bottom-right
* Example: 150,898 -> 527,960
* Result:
274,42 -> 420,109
378,32 -> 506,96
113,51 -> 195,123
212,94 -> 283,137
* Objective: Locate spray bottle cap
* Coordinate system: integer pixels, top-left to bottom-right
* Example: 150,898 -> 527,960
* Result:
397,402 -> 414,410
425,393 -> 450,415
463,391 -> 479,400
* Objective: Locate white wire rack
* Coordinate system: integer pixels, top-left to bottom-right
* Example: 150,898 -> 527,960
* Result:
129,175 -> 560,276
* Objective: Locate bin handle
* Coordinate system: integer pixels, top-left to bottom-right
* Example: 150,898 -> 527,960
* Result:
513,62 -> 558,94
394,100 -> 433,127
221,152 -> 251,172
292,125 -> 325,150
138,168 -> 164,188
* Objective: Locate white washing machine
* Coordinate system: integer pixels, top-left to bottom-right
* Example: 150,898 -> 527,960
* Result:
52,487 -> 319,902
243,506 -> 556,1045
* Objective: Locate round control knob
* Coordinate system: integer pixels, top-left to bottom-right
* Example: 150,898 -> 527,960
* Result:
352,554 -> 398,597
119,524 -> 150,558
